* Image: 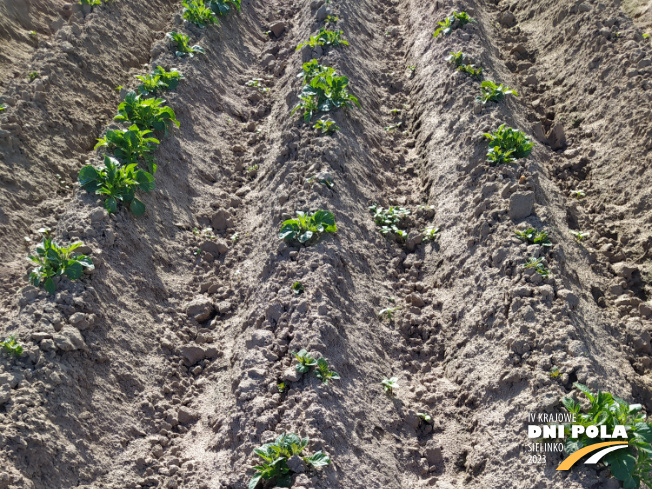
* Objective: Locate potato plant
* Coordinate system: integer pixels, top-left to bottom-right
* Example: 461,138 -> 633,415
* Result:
115,92 -> 180,135
292,349 -> 317,373
314,119 -> 339,135
477,80 -> 517,104
291,281 -> 304,295
572,231 -> 590,242
562,383 -> 652,488
249,433 -> 331,489
523,257 -> 550,277
136,66 -> 184,95
382,377 -> 398,396
484,124 -> 534,165
447,53 -> 483,78
210,0 -> 240,15
28,239 -> 94,294
79,155 -> 156,216
167,32 -> 205,57
369,204 -> 410,240
279,210 -> 337,245
515,228 -> 551,247
315,358 -> 340,384
292,60 -> 360,121
95,124 -> 160,172
0,104 -> 7,112
433,11 -> 475,37
0,336 -> 23,357
183,0 -> 217,27
296,28 -> 349,51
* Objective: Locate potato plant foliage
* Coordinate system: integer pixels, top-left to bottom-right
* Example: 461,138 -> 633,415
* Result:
249,433 -> 331,489
279,210 -> 337,245
296,28 -> 349,50
1,336 -> 23,357
183,0 -> 217,27
115,92 -> 180,135
562,383 -> 652,489
136,66 -> 183,96
515,228 -> 551,247
79,156 -> 155,216
95,124 -> 160,171
210,0 -> 240,15
167,32 -> 205,57
292,60 -> 360,121
484,124 -> 534,165
369,204 -> 410,240
433,11 -> 475,37
477,80 -> 517,104
28,239 -> 94,294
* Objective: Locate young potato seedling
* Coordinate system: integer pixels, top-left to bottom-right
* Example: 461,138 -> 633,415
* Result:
423,226 -> 440,242
571,189 -> 586,199
136,66 -> 184,95
279,210 -> 337,246
296,28 -> 349,51
382,377 -> 398,396
314,119 -> 339,135
277,382 -> 286,393
484,124 -> 534,165
292,60 -> 360,122
572,231 -> 590,242
28,72 -> 39,82
561,383 -> 652,488
249,433 -> 331,489
95,124 -> 160,172
447,51 -> 467,67
315,358 -> 340,384
0,336 -> 23,357
458,64 -> 483,79
246,79 -> 269,93
210,0 -> 240,16
0,104 -> 6,112
291,281 -> 304,295
306,175 -> 335,189
549,366 -> 561,378
369,204 -> 410,240
28,239 -> 94,294
115,92 -> 180,135
325,15 -> 339,24
433,11 -> 475,37
477,80 -> 517,104
417,412 -> 432,423
79,155 -> 156,216
291,349 -> 317,373
183,0 -> 218,27
523,257 -> 550,277
515,228 -> 551,247
378,306 -> 402,321
167,32 -> 205,57
80,0 -> 102,6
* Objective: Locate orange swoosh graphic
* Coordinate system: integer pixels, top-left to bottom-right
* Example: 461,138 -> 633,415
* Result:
556,441 -> 629,470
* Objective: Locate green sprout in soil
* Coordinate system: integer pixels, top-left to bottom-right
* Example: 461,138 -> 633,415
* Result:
314,119 -> 339,135
477,80 -> 517,104
279,210 -> 337,246
315,358 -> 340,384
572,231 -> 590,243
370,204 -> 410,241
549,366 -> 561,378
417,412 -> 432,423
433,11 -> 475,37
28,72 -> 39,82
571,189 -> 586,199
183,0 -> 218,27
523,257 -> 550,277
167,31 -> 205,57
277,382 -> 286,393
291,349 -> 317,373
515,228 -> 552,247
248,434 -> 331,489
28,239 -> 94,294
296,28 -> 348,51
136,66 -> 184,96
291,281 -> 304,295
1,336 -> 23,357
484,124 -> 534,165
382,377 -> 399,396
423,226 -> 440,242
378,306 -> 402,321
210,0 -> 240,16
246,78 -> 269,93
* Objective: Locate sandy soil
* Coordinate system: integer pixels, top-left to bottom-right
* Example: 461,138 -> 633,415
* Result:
0,0 -> 651,488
